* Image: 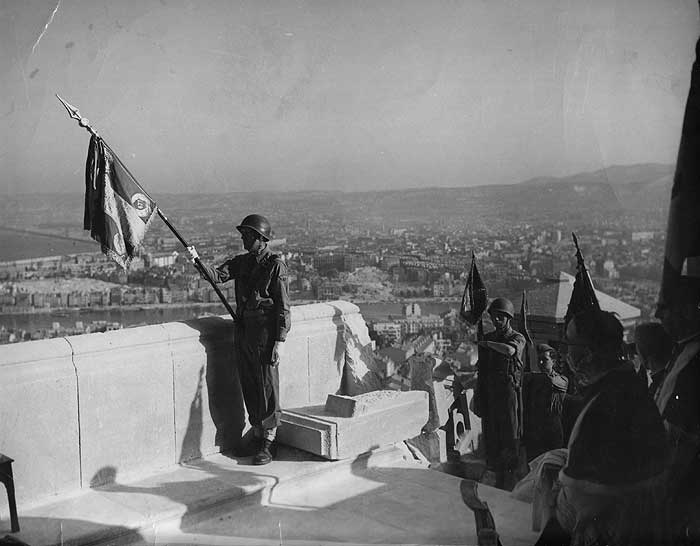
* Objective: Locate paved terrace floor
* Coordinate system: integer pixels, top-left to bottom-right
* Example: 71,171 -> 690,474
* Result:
2,445 -> 536,546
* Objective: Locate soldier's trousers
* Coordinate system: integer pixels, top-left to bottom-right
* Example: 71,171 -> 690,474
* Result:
236,317 -> 281,431
484,383 -> 519,473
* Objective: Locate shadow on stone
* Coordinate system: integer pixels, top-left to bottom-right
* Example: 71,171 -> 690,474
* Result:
181,316 -> 246,456
6,515 -> 134,546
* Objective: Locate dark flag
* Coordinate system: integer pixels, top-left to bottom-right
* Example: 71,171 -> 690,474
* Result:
460,252 -> 488,325
84,135 -> 158,269
657,36 -> 700,316
460,253 -> 488,419
564,233 -> 600,326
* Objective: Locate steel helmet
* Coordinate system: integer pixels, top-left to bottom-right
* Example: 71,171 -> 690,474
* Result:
488,297 -> 514,319
236,214 -> 272,241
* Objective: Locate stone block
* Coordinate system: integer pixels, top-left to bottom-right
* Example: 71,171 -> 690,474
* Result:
0,338 -> 80,512
69,325 -> 176,486
278,390 -> 428,460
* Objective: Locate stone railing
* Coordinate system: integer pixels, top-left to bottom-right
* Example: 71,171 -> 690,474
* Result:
0,300 -> 381,514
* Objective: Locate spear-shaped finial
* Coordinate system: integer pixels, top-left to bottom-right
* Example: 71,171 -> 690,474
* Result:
56,94 -> 99,138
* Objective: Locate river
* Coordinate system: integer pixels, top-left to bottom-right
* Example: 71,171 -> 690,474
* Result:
0,300 -> 460,333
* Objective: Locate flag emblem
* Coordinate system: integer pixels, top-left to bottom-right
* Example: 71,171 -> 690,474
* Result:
131,193 -> 152,218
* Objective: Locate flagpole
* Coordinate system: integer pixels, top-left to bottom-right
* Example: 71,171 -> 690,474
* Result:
571,232 -> 600,310
56,94 -> 238,323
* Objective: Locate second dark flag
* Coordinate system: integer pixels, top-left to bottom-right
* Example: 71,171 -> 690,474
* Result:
564,233 -> 600,327
460,253 -> 488,325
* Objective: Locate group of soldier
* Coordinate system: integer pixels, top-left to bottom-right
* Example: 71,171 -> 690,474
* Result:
471,289 -> 699,544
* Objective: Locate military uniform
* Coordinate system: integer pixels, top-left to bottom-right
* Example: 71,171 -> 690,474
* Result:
477,327 -> 526,477
202,246 -> 290,436
522,368 -> 568,462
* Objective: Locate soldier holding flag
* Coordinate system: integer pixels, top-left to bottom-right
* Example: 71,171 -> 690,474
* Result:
188,214 -> 291,465
477,297 -> 526,490
56,96 -> 288,465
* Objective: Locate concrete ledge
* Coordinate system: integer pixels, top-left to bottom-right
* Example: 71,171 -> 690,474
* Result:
278,391 -> 429,460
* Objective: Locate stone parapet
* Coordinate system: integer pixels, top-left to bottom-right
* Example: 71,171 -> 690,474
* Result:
0,300 -> 367,515
0,338 -> 80,507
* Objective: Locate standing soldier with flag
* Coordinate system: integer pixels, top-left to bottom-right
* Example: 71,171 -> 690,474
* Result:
56,97 -> 289,466
188,214 -> 291,466
477,297 -> 526,490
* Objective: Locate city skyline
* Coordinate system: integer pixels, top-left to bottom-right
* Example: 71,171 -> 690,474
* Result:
1,0 -> 697,195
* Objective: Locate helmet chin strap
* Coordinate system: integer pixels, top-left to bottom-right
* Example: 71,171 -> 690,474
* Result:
250,239 -> 267,255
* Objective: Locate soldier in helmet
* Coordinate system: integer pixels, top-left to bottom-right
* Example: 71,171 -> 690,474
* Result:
476,297 -> 526,489
188,214 -> 290,465
521,343 -> 568,462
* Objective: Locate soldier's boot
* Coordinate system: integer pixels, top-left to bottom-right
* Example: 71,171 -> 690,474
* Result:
253,427 -> 277,465
253,439 -> 274,465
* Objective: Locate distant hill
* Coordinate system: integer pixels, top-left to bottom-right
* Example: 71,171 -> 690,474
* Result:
519,163 -> 673,187
518,163 -> 673,212
341,163 -> 673,224
2,163 -> 674,235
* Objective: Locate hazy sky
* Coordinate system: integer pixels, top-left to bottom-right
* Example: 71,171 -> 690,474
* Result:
0,0 -> 698,194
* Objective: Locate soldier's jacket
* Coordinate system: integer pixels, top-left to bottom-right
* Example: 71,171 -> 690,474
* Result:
201,246 -> 291,342
482,328 -> 526,390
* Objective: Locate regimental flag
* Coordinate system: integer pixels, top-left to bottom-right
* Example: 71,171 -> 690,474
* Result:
658,36 -> 700,315
564,233 -> 600,327
84,135 -> 158,269
460,252 -> 487,325
518,291 -> 536,372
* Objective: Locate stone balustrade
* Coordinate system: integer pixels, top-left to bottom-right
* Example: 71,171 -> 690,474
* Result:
0,300 -> 380,515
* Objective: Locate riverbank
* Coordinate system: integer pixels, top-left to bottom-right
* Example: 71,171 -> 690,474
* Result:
0,298 -> 462,334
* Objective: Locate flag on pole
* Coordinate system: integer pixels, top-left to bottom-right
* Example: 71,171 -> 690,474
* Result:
460,253 -> 488,325
564,233 -> 600,327
84,135 -> 158,269
517,291 -> 536,372
462,253 -> 488,419
657,36 -> 700,316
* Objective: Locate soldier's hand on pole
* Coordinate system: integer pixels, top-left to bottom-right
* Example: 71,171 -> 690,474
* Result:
186,245 -> 199,263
